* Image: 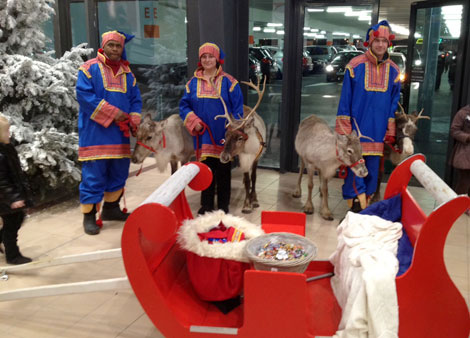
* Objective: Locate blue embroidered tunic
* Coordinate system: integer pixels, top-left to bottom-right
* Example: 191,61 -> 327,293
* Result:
179,67 -> 244,160
335,49 -> 401,156
76,52 -> 142,161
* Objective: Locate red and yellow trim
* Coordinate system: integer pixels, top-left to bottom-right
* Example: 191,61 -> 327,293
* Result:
79,144 -> 131,161
361,142 -> 385,156
385,117 -> 396,136
91,99 -> 119,128
335,116 -> 352,135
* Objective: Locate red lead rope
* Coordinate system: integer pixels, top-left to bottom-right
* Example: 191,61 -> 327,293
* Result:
195,122 -> 216,161
335,143 -> 365,179
135,132 -> 166,176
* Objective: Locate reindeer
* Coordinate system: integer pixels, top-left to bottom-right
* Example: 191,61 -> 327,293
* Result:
132,114 -> 194,174
370,105 -> 430,203
293,116 -> 370,220
215,77 -> 267,214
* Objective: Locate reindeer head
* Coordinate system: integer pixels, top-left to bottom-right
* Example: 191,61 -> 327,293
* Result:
393,104 -> 430,160
131,114 -> 166,164
220,106 -> 255,163
335,130 -> 368,178
217,77 -> 266,164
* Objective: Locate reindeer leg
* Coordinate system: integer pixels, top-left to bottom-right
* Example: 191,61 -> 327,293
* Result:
170,160 -> 178,175
370,157 -> 384,204
250,161 -> 260,208
293,158 -> 305,198
303,166 -> 314,215
319,174 -> 333,221
242,172 -> 252,214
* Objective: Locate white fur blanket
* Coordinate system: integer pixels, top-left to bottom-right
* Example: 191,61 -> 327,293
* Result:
177,210 -> 264,263
329,212 -> 402,338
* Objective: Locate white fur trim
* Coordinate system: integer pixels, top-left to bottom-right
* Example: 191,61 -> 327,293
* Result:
177,210 -> 264,262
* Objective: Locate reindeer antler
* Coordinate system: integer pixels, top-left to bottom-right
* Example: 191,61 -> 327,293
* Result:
352,118 -> 375,142
416,108 -> 430,120
397,102 -> 406,115
240,76 -> 267,121
211,78 -> 236,127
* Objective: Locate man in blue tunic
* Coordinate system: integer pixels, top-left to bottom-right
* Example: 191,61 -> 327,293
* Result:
335,21 -> 401,212
76,31 -> 142,235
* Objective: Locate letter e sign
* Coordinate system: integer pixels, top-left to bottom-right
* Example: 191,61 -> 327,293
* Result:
144,7 -> 157,19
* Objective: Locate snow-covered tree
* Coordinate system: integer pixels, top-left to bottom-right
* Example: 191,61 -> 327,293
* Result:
0,0 -> 92,198
140,63 -> 187,120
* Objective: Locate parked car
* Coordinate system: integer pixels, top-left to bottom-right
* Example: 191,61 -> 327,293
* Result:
249,47 -> 280,82
305,45 -> 338,73
389,52 -> 406,82
389,52 -> 407,95
392,45 -> 422,67
249,55 -> 262,84
264,46 -> 283,78
334,45 -> 358,52
302,50 -> 313,75
325,50 -> 363,82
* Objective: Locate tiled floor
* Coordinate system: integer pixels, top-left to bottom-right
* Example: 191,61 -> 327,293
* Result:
0,157 -> 468,337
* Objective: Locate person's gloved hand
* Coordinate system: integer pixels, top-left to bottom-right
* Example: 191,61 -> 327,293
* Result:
384,135 -> 396,145
129,119 -> 138,137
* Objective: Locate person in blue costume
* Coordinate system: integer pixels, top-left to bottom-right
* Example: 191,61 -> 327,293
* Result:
335,20 -> 401,212
179,42 -> 244,215
76,31 -> 142,235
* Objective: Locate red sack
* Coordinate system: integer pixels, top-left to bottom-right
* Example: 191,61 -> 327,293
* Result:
186,252 -> 250,301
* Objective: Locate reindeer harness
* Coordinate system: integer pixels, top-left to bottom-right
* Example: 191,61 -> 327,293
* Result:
136,131 -> 166,154
335,142 -> 365,179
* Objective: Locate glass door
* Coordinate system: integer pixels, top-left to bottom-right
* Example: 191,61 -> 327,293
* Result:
406,2 -> 466,179
301,4 -> 374,127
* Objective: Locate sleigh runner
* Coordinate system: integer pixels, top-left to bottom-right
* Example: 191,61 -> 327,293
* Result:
0,156 -> 469,337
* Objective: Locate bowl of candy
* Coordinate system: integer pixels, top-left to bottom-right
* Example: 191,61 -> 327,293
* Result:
244,232 -> 317,273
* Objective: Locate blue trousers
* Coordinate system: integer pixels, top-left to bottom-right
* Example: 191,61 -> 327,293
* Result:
342,155 -> 380,200
79,158 -> 130,204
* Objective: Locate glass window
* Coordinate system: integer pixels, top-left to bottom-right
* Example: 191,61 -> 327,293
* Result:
97,0 -> 188,119
41,13 -> 55,56
248,0 -> 285,169
408,5 -> 463,179
70,2 -> 87,46
301,5 -> 372,128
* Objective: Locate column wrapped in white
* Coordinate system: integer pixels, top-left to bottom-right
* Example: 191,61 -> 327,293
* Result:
410,159 -> 457,207
140,163 -> 200,207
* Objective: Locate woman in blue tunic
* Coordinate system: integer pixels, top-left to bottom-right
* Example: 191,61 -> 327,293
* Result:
180,43 -> 244,214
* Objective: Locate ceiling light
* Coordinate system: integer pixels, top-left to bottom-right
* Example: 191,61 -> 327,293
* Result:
442,5 -> 462,14
390,24 -> 409,36
263,28 -> 275,33
276,30 -> 285,35
327,6 -> 352,13
304,27 -> 311,30
358,15 -> 371,21
332,32 -> 350,36
267,23 -> 283,27
315,34 -> 325,39
253,26 -> 261,31
310,29 -> 319,32
307,8 -> 325,13
352,34 -> 361,39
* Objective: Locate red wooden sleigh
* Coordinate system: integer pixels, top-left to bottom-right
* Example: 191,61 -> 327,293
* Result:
121,154 -> 470,337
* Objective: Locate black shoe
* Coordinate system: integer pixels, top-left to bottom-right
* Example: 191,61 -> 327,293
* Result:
197,206 -> 213,215
349,198 -> 363,213
83,205 -> 100,235
7,254 -> 32,265
101,197 -> 130,221
101,204 -> 130,221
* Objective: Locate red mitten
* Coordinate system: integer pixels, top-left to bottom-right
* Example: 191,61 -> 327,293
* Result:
384,135 -> 396,145
117,118 -> 130,137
